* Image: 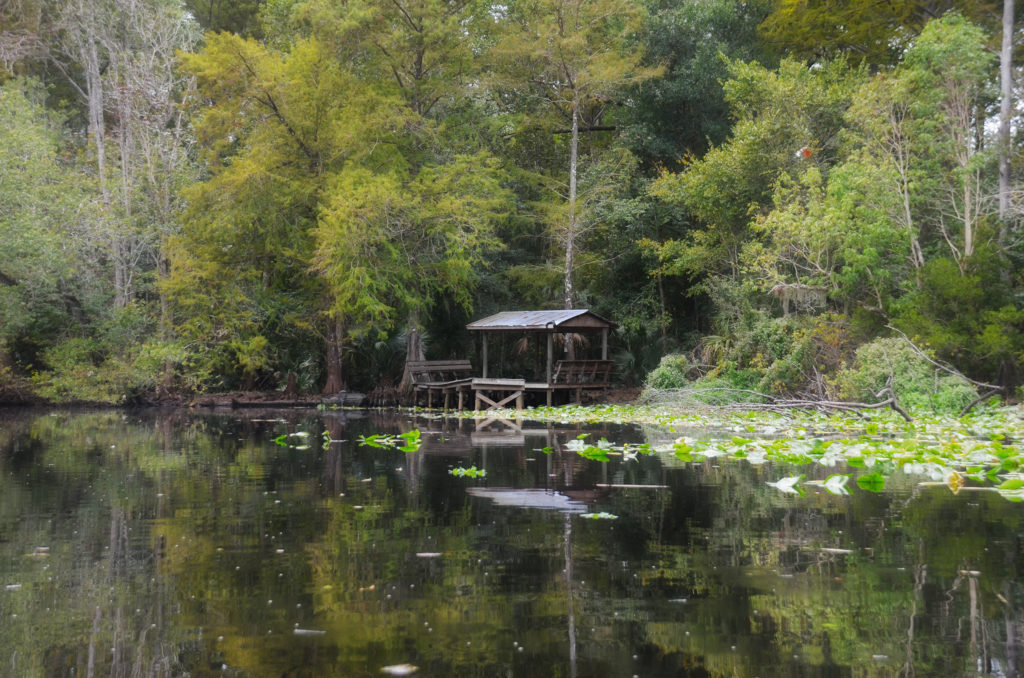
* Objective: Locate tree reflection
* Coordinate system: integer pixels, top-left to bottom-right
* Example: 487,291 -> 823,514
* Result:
0,410 -> 1021,676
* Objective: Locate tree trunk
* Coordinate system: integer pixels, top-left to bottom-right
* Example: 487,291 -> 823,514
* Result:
85,37 -> 107,197
657,272 -> 668,354
564,89 -> 579,312
999,0 -> 1014,244
399,324 -> 426,392
322,319 -> 347,394
158,251 -> 174,395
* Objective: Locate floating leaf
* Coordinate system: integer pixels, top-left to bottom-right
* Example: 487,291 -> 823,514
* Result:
822,474 -> 851,495
576,446 -> 610,462
766,475 -> 804,495
580,512 -> 618,520
358,431 -> 421,452
450,466 -> 487,478
856,472 -> 886,493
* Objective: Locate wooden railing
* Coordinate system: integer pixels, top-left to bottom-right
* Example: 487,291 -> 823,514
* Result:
550,360 -> 613,388
406,360 -> 474,409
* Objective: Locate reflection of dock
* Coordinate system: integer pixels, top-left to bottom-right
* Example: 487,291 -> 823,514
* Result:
413,416 -> 552,455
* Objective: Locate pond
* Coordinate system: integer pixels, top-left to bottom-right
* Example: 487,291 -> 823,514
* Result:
0,407 -> 1021,677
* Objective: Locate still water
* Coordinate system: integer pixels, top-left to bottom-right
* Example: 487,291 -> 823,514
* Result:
0,408 -> 1022,677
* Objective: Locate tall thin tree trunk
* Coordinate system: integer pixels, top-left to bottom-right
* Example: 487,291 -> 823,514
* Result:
564,90 -> 579,312
964,177 -> 974,259
158,251 -> 174,394
85,38 -> 107,196
657,273 -> 668,354
115,88 -> 134,308
999,0 -> 1014,245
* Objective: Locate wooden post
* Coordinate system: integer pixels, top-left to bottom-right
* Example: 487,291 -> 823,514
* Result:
546,334 -> 553,384
546,332 -> 554,406
482,334 -> 488,378
601,328 -> 608,360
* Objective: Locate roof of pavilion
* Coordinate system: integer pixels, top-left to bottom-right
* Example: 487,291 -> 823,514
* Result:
466,309 -> 617,332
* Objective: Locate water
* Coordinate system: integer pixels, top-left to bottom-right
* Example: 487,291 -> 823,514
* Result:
0,408 -> 1022,677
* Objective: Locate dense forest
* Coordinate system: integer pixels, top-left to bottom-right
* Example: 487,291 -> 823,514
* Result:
1,0 -> 1023,408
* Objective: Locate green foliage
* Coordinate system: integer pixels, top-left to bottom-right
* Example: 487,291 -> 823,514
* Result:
894,256 -> 1023,386
649,57 -> 865,281
5,0 -> 1024,402
449,466 -> 487,478
759,1 -> 1006,68
357,429 -> 422,453
0,79 -> 98,355
694,306 -> 814,395
646,354 -> 690,389
184,0 -> 265,35
623,0 -> 772,169
312,153 -> 509,335
834,338 -> 978,412
30,335 -> 183,404
744,159 -> 908,310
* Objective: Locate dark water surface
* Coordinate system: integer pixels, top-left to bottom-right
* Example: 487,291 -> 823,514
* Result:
0,408 -> 1022,677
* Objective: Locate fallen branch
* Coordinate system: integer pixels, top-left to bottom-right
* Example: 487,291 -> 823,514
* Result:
958,388 -> 1002,417
886,325 -> 1003,392
641,386 -> 912,421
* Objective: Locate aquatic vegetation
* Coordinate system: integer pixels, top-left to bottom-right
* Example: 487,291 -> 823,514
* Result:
462,402 -> 1024,502
273,431 -> 312,450
357,429 -> 422,452
449,466 -> 487,478
766,474 -> 804,495
805,473 -> 851,495
580,512 -> 618,520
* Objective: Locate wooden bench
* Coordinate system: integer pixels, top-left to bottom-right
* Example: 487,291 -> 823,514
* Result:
548,359 -> 613,403
407,360 -> 474,410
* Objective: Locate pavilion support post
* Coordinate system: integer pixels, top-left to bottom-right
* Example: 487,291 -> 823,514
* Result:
546,334 -> 553,385
601,328 -> 608,360
482,334 -> 488,378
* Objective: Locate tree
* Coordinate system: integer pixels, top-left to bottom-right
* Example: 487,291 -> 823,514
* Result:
492,0 -> 656,309
759,0 -> 1000,69
50,0 -> 198,310
741,160 -> 909,313
282,0 -> 508,381
623,0 -> 773,170
648,57 -> 864,282
182,0 -> 265,35
0,78 -> 96,362
998,0 -> 1014,243
312,155 -> 509,344
903,13 -> 995,267
175,27 -> 509,392
172,34 -> 353,390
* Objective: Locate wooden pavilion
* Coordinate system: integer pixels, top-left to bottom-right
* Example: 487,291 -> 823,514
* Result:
407,309 -> 618,411
465,309 -> 617,408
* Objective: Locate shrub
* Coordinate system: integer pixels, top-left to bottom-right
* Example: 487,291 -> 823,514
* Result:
30,338 -> 188,403
835,338 -> 977,412
646,354 -> 691,389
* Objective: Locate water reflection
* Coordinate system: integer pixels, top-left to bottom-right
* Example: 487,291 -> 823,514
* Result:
0,408 -> 1021,677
